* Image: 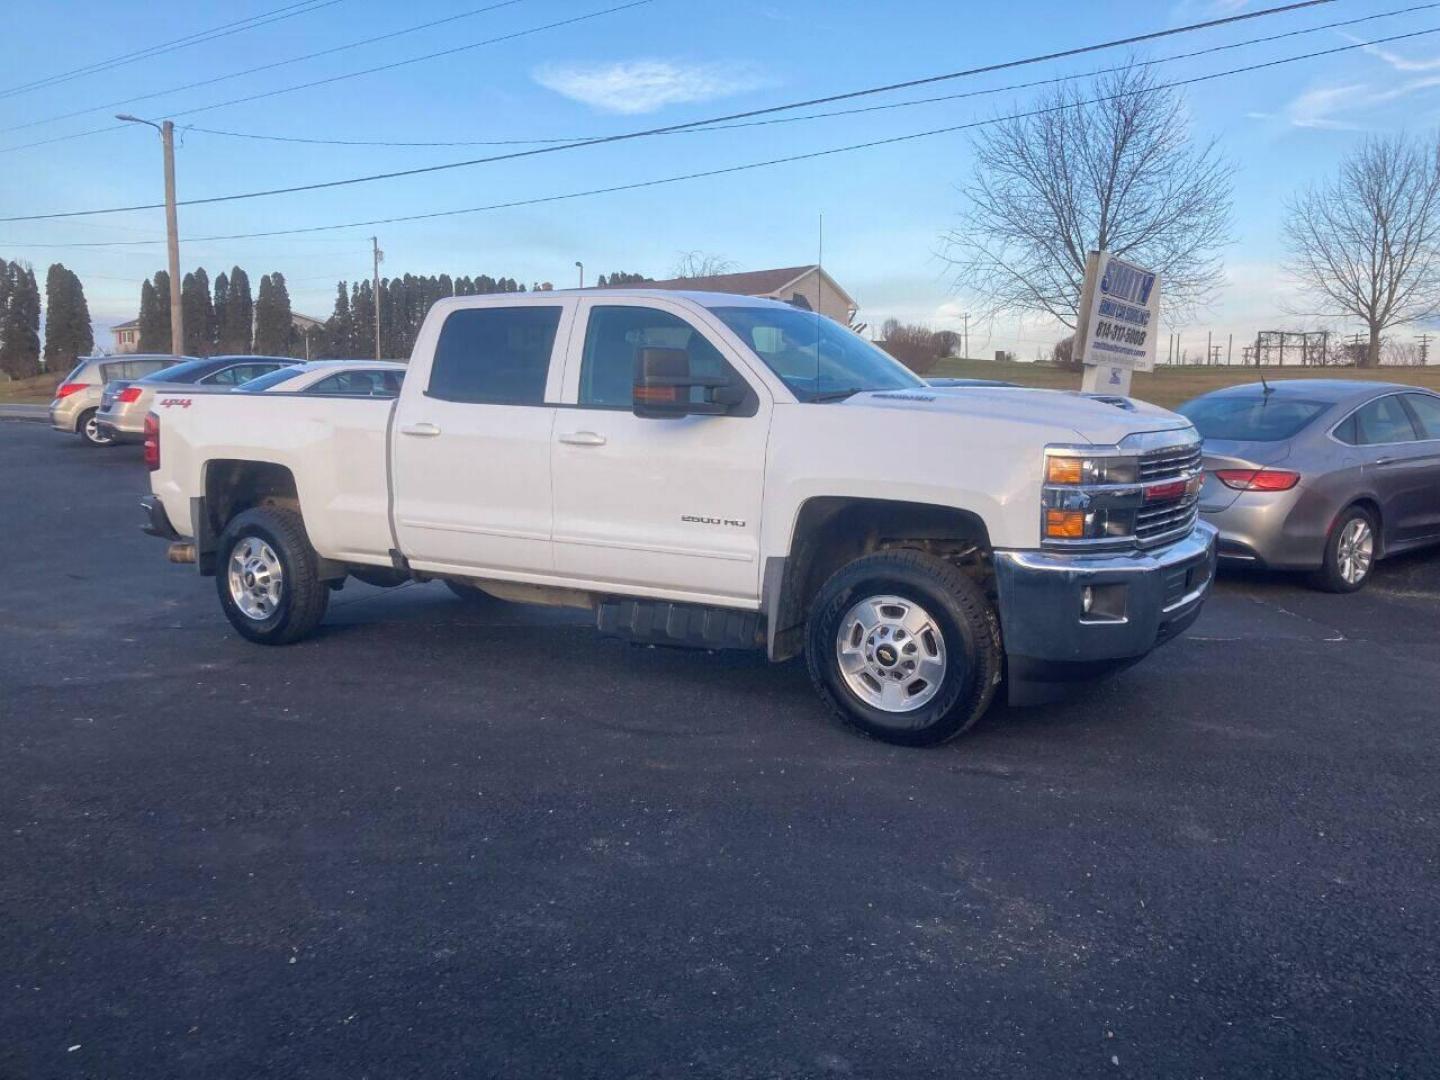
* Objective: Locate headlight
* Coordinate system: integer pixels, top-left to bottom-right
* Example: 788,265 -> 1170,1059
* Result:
1044,453 -> 1139,486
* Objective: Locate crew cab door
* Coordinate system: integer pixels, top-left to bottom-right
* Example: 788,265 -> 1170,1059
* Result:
550,298 -> 771,603
390,299 -> 574,575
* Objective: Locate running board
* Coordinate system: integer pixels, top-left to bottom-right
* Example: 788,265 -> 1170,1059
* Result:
596,598 -> 764,651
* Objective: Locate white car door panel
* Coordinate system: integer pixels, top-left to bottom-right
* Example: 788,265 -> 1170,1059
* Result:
551,299 -> 770,602
391,300 -> 573,574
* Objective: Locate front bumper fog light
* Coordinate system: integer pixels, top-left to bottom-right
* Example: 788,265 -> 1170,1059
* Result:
1082,586 -> 1094,614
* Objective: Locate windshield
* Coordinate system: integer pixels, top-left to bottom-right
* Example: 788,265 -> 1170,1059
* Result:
1179,395 -> 1331,442
235,365 -> 306,392
711,306 -> 924,401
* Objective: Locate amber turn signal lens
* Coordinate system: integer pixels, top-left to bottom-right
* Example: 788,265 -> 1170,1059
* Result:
1046,456 -> 1084,485
1045,509 -> 1086,539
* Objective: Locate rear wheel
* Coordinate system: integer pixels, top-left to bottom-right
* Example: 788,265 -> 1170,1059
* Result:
78,409 -> 115,447
805,550 -> 1002,747
215,507 -> 329,644
1311,505 -> 1377,593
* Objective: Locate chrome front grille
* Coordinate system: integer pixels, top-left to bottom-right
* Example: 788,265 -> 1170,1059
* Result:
1138,444 -> 1202,482
1135,497 -> 1199,546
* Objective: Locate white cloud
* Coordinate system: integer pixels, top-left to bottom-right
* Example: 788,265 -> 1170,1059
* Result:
533,59 -> 766,114
1279,76 -> 1440,130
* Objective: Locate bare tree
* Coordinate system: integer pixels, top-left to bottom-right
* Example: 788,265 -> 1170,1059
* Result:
670,251 -> 736,279
1283,134 -> 1440,368
941,62 -> 1231,330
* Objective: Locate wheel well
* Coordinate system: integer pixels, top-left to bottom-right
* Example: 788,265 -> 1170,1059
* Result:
767,497 -> 993,661
204,460 -> 300,538
1345,497 -> 1384,556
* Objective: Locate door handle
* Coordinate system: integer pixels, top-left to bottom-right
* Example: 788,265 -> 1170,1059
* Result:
400,422 -> 441,437
558,430 -> 607,446
1374,456 -> 1394,466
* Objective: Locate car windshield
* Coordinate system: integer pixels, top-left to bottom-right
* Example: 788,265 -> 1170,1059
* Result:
1179,394 -> 1331,441
235,365 -> 306,392
710,305 -> 924,401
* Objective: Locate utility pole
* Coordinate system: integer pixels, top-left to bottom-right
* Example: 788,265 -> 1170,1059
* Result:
1227,333 -> 1233,365
117,114 -> 183,357
371,236 -> 383,361
1420,333 -> 1431,365
961,312 -> 970,360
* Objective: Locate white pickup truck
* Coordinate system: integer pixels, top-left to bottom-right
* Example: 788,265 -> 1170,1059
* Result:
143,289 -> 1216,745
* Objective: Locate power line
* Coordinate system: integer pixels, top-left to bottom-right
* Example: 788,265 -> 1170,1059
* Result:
0,0 -> 345,101
0,0 -> 533,137
0,0 -> 1339,220
0,0 -> 652,156
180,1 -> 1440,150
10,26 -> 1432,250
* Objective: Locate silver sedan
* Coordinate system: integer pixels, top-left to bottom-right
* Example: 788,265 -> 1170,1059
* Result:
1178,380 -> 1440,592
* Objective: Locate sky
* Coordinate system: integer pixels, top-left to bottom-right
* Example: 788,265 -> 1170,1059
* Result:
3,0 -> 1440,361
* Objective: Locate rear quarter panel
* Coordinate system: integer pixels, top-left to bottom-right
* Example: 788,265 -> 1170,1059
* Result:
150,394 -> 395,563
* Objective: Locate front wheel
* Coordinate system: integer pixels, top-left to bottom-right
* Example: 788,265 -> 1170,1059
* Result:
805,550 -> 1002,747
78,409 -> 115,447
1311,505 -> 1377,593
215,507 -> 329,644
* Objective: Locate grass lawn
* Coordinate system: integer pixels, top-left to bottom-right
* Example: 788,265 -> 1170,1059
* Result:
0,373 -> 62,404
928,358 -> 1440,411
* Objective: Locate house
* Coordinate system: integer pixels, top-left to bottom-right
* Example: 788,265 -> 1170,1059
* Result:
110,312 -> 323,356
111,318 -> 140,354
610,265 -> 858,325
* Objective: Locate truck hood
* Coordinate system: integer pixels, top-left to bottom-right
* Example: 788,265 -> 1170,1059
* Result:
839,386 -> 1194,444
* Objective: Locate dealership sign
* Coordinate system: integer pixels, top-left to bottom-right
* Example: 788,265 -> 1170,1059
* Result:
1079,252 -> 1160,372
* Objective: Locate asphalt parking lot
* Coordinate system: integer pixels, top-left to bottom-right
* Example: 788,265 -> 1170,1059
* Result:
2,418 -> 1438,1079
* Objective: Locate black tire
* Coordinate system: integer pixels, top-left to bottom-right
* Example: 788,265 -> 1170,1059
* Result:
805,549 -> 1002,747
1310,504 -> 1378,593
215,507 -> 329,644
445,579 -> 498,604
77,408 -> 115,447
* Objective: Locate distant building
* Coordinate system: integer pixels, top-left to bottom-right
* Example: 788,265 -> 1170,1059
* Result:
110,312 -> 322,355
606,264 -> 858,325
111,318 -> 140,354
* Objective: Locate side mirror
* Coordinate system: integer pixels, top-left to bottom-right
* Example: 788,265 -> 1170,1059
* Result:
632,347 -> 742,419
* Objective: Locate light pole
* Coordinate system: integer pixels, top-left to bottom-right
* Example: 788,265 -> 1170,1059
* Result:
117,114 -> 183,358
575,261 -> 584,289
371,237 -> 384,360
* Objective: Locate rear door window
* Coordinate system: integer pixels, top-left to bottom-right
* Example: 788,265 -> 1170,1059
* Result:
428,306 -> 561,405
202,362 -> 285,386
1402,393 -> 1440,439
1349,395 -> 1420,445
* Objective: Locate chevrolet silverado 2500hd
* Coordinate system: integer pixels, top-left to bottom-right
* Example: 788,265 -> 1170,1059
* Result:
142,290 -> 1216,745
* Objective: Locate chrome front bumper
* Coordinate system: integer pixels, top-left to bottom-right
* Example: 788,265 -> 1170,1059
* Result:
993,521 -> 1217,687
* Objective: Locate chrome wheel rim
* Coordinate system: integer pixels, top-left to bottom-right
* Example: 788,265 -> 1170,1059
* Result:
228,538 -> 284,620
85,416 -> 110,443
835,594 -> 947,713
1337,518 -> 1373,585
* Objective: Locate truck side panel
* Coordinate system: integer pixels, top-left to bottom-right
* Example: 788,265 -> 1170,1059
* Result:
150,395 -> 395,565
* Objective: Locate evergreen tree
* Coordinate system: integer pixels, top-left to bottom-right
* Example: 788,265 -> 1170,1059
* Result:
42,263 -> 93,370
599,271 -> 648,286
352,280 -> 375,359
213,270 -> 230,333
181,267 -> 216,356
253,271 -> 294,356
138,270 -> 172,353
323,281 -> 354,358
220,266 -> 253,353
0,261 -> 42,379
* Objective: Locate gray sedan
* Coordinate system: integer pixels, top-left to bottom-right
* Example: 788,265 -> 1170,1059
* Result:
1178,380 -> 1440,591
